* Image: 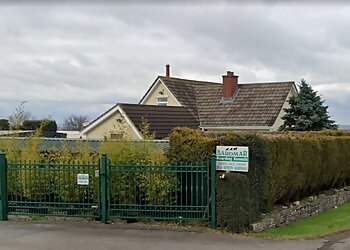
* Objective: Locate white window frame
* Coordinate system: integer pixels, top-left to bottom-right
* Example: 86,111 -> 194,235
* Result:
157,96 -> 168,106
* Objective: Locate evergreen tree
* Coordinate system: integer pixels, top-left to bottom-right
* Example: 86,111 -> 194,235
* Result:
0,119 -> 9,130
279,79 -> 337,131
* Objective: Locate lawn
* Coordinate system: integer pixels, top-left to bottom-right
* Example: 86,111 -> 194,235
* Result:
254,203 -> 350,239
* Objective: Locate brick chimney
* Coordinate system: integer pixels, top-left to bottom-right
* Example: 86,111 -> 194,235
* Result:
222,71 -> 238,99
166,64 -> 170,77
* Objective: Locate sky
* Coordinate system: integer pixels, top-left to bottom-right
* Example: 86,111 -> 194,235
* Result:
0,1 -> 349,128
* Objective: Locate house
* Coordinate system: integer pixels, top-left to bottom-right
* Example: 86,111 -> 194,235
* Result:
81,104 -> 198,140
81,65 -> 297,139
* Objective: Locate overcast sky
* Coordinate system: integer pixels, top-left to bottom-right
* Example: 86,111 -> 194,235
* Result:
0,1 -> 349,127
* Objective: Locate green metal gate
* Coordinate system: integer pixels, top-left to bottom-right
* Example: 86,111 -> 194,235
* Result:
6,158 -> 101,219
0,152 -> 216,228
108,160 -> 210,221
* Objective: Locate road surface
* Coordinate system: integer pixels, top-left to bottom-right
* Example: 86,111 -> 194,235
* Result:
0,220 -> 347,250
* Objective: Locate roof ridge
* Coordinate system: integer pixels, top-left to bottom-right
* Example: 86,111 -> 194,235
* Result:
119,103 -> 190,109
159,76 -> 294,85
239,81 -> 295,85
159,76 -> 221,85
193,81 -> 294,88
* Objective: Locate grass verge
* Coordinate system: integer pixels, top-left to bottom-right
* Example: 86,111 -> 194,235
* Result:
254,202 -> 350,239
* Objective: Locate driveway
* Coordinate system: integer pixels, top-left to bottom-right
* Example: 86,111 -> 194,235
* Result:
0,220 -> 344,250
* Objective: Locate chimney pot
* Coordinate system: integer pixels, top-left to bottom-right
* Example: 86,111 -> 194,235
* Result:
227,71 -> 233,76
166,64 -> 170,77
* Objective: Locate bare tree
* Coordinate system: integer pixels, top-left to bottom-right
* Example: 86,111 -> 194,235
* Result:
8,101 -> 33,130
63,114 -> 89,131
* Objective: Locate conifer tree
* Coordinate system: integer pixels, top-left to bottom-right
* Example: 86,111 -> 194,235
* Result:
279,79 -> 337,131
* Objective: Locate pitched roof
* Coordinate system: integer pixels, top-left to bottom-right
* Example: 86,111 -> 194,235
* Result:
120,104 -> 199,139
159,76 -> 220,120
195,82 -> 294,127
158,76 -> 295,128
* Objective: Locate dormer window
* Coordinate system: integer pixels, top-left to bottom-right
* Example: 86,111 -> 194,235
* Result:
157,97 -> 168,106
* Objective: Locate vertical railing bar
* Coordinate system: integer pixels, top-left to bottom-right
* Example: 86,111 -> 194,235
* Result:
58,160 -> 61,213
190,163 -> 193,217
185,162 -> 188,211
169,163 -> 172,213
25,160 -> 28,210
107,159 -> 110,218
101,153 -> 107,224
19,160 -> 23,209
73,161 -> 77,210
210,154 -> 216,229
196,163 -> 199,209
0,152 -> 8,221
68,159 -> 71,213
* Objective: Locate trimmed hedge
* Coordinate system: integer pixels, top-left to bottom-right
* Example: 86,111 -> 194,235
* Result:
216,173 -> 250,232
264,136 -> 350,210
22,120 -> 57,132
168,128 -> 350,232
168,127 -> 218,163
0,119 -> 9,130
169,128 -> 267,230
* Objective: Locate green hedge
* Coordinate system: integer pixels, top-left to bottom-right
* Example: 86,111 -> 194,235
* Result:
169,128 -> 266,230
0,119 -> 9,130
216,173 -> 251,232
168,127 -> 218,163
22,120 -> 57,132
3,138 -> 173,208
168,128 -> 350,232
264,136 -> 350,210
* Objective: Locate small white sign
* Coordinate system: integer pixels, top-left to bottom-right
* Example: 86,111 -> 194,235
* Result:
77,174 -> 89,185
216,146 -> 249,172
94,170 -> 99,177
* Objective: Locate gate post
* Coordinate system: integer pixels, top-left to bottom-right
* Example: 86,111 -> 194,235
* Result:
210,154 -> 216,229
0,152 -> 8,221
101,153 -> 108,224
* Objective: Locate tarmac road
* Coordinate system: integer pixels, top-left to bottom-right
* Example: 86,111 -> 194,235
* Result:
0,220 -> 345,250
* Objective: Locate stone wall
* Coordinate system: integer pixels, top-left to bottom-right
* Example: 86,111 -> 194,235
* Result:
250,188 -> 350,232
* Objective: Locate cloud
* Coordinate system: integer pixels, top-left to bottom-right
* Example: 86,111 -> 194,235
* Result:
0,3 -> 349,126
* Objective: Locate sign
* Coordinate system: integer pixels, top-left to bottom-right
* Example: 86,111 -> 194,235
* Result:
94,170 -> 99,177
216,146 -> 249,172
77,174 -> 89,185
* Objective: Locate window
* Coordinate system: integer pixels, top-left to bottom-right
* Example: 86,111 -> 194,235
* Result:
157,97 -> 168,106
110,133 -> 123,140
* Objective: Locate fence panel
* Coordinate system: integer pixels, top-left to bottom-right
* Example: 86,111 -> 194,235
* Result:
108,161 -> 210,221
7,159 -> 100,218
2,152 -> 216,228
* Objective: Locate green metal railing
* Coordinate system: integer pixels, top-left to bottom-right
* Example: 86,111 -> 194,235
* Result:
0,152 -> 8,221
6,159 -> 100,218
0,152 -> 216,228
108,160 -> 211,221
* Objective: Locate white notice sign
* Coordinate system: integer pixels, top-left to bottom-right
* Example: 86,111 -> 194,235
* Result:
216,146 -> 249,172
77,174 -> 89,185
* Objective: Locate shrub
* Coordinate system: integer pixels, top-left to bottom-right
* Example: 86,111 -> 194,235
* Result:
216,173 -> 250,232
168,128 -> 350,231
0,119 -> 9,130
2,134 -> 172,208
264,136 -> 350,209
219,134 -> 267,219
22,119 -> 57,132
168,128 -> 267,230
168,127 -> 218,163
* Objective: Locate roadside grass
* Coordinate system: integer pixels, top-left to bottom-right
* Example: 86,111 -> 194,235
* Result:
254,203 -> 350,239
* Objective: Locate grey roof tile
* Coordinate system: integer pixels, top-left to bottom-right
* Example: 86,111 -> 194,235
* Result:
160,76 -> 294,128
120,104 -> 199,139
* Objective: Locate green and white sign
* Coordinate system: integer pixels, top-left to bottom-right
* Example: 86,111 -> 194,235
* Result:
216,146 -> 249,172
